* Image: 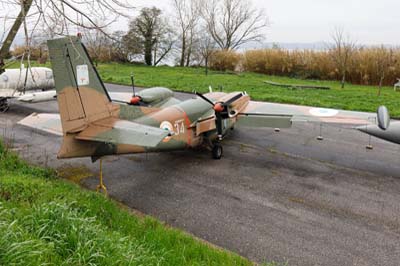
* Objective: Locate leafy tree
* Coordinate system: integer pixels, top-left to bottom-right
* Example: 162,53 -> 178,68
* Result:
125,7 -> 175,66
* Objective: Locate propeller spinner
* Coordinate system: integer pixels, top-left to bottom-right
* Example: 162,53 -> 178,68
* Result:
196,92 -> 244,139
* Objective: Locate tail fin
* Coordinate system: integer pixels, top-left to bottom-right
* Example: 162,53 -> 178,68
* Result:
47,37 -> 118,134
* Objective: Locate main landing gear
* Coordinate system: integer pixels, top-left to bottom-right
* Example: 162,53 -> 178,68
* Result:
96,158 -> 108,195
0,98 -> 9,113
212,142 -> 223,160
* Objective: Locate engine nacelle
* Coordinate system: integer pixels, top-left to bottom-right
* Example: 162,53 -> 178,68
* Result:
137,87 -> 174,104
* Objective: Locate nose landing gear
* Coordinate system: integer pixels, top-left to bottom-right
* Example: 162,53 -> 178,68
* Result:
212,142 -> 223,159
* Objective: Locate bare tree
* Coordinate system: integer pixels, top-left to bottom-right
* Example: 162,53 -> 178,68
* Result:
125,7 -> 175,66
83,28 -> 111,66
153,29 -> 176,66
82,28 -> 133,64
376,46 -> 394,96
202,0 -> 268,50
0,0 -> 33,72
109,30 -> 130,63
330,27 -> 356,89
33,0 -> 132,36
172,0 -> 200,66
0,0 -> 133,73
198,31 -> 216,75
0,12 -> 7,45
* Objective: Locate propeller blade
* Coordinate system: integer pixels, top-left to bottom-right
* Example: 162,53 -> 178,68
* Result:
215,111 -> 223,136
223,93 -> 243,106
196,92 -> 215,106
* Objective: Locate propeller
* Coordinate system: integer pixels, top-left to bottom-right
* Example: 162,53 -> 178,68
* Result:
112,73 -> 141,105
129,72 -> 142,105
196,92 -> 243,139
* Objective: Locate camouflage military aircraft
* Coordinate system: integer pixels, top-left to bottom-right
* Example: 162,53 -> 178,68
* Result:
18,37 -> 377,192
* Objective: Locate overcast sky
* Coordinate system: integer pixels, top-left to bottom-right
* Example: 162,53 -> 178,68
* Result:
132,0 -> 400,45
1,0 -> 399,46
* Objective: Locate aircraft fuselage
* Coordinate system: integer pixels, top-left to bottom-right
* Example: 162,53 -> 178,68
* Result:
0,67 -> 54,96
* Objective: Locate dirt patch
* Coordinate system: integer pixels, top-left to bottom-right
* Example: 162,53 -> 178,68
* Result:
57,164 -> 93,184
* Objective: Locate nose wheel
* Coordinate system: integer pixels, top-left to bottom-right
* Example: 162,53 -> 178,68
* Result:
212,142 -> 223,159
0,98 -> 9,113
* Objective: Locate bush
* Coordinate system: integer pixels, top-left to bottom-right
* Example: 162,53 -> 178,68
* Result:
209,50 -> 241,72
12,45 -> 48,63
242,47 -> 400,86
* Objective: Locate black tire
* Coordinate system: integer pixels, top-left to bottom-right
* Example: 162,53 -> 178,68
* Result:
0,99 -> 9,113
212,143 -> 223,159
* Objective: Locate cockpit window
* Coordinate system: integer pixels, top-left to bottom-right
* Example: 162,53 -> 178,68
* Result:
2,75 -> 8,82
45,71 -> 53,80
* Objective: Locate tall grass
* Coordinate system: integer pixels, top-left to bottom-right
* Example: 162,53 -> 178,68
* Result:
210,48 -> 400,86
209,50 -> 242,72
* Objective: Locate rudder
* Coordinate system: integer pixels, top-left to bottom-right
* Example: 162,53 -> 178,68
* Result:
47,37 -> 118,134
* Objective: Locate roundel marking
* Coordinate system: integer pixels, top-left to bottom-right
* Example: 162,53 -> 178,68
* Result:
160,121 -> 173,142
309,108 -> 339,117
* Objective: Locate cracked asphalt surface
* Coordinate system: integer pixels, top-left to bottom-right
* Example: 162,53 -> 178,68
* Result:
1,83 -> 400,266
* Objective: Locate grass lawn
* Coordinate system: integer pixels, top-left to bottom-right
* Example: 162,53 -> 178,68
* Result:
0,141 -> 252,266
8,60 -> 400,117
97,63 -> 400,117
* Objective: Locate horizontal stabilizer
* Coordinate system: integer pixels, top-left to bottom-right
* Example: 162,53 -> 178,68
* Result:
75,117 -> 170,148
18,114 -> 170,148
18,113 -> 62,136
237,114 -> 292,128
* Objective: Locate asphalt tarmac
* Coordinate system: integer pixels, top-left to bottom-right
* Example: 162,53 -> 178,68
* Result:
1,84 -> 400,266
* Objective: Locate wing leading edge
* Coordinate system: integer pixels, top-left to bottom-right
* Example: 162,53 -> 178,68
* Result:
236,114 -> 293,128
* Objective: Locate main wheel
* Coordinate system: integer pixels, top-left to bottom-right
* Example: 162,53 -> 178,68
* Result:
212,143 -> 223,159
0,99 -> 9,113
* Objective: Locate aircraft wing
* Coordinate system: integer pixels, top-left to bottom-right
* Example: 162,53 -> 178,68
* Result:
109,91 -> 182,108
18,113 -> 63,136
18,115 -> 169,147
75,117 -> 170,148
236,113 -> 293,128
240,101 -> 376,126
